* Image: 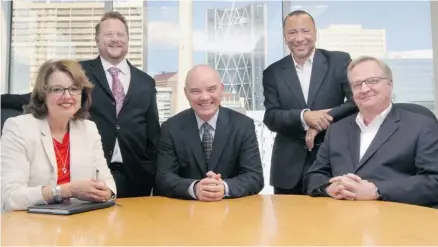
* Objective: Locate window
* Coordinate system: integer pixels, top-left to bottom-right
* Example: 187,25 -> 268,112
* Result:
9,0 -> 105,93
5,0 -> 437,195
142,0 -> 283,194
284,0 -> 435,111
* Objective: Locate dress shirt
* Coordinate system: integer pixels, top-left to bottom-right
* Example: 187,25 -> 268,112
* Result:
187,109 -> 230,199
356,104 -> 393,160
100,57 -> 131,163
292,50 -> 315,131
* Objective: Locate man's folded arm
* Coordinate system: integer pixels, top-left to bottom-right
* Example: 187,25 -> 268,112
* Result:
262,69 -> 306,135
154,121 -> 196,200
303,128 -> 333,196
373,118 -> 438,206
223,120 -> 264,198
327,54 -> 358,122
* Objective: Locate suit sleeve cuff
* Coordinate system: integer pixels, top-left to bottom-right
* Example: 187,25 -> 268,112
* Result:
300,109 -> 310,130
188,181 -> 199,199
223,181 -> 230,197
310,183 -> 330,197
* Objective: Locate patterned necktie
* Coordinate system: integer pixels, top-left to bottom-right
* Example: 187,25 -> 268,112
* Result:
108,67 -> 125,116
201,122 -> 213,163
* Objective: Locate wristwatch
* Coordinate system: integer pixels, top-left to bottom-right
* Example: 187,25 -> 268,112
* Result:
52,185 -> 63,203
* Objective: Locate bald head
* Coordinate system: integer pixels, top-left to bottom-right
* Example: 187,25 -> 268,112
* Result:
184,65 -> 223,122
185,64 -> 221,88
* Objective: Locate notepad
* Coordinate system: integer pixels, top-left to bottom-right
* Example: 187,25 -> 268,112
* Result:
27,199 -> 115,215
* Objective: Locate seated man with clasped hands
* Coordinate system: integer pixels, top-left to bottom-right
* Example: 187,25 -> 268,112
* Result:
154,65 -> 264,201
1,59 -> 116,211
304,56 -> 438,208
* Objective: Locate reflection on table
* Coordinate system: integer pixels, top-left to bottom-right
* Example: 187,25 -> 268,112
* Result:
2,195 -> 438,245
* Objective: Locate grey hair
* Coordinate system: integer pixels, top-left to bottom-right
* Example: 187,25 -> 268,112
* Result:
347,56 -> 393,83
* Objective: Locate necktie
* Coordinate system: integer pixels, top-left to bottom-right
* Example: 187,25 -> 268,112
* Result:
201,122 -> 213,163
108,67 -> 125,116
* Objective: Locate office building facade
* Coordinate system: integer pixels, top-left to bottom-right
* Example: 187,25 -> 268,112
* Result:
11,1 -> 145,92
206,3 -> 267,111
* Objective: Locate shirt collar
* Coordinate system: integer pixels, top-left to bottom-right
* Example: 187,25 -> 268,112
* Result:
356,103 -> 393,131
100,57 -> 130,75
292,48 -> 315,68
195,108 -> 219,131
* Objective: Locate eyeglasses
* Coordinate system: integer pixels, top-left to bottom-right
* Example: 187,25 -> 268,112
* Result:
47,86 -> 83,96
350,77 -> 388,91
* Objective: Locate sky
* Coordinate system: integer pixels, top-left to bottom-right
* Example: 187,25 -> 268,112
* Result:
145,0 -> 432,76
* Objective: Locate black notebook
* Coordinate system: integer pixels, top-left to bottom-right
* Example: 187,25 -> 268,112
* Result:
27,199 -> 115,215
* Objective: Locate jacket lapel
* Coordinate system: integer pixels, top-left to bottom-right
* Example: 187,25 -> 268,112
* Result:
307,50 -> 328,107
90,56 -> 113,99
348,116 -> 361,169
207,108 -> 230,172
122,62 -> 141,108
39,119 -> 57,173
281,56 -> 306,108
355,108 -> 400,172
181,110 -> 207,174
68,120 -> 85,181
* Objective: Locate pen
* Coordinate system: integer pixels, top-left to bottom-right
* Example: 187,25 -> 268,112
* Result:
95,169 -> 100,181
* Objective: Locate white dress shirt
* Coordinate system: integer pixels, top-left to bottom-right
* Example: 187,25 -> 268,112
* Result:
100,57 -> 131,163
292,50 -> 316,130
187,109 -> 231,199
356,104 -> 393,160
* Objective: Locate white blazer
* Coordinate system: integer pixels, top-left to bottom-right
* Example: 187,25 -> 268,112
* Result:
1,114 -> 117,211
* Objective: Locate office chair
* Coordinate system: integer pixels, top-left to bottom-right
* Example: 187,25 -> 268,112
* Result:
395,102 -> 437,122
1,93 -> 30,133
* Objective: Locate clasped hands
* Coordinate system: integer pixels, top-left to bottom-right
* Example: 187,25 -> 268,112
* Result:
304,109 -> 332,150
325,173 -> 379,201
66,179 -> 113,202
195,171 -> 225,202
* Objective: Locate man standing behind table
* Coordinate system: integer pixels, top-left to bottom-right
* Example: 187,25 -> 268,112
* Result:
263,10 -> 357,195
154,65 -> 264,201
305,56 -> 438,208
80,11 -> 160,198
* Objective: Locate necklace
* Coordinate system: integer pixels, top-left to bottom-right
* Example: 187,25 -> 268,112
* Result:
53,140 -> 70,174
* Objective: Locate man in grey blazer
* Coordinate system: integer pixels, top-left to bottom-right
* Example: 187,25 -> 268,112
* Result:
304,56 -> 438,208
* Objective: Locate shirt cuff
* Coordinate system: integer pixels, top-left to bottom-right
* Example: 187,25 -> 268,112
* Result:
40,185 -> 49,205
223,181 -> 230,197
188,181 -> 198,199
300,109 -> 310,130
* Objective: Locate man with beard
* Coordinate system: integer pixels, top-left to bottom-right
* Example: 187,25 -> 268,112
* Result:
79,11 -> 160,198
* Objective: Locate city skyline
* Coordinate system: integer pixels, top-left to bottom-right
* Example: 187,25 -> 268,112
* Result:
146,0 -> 432,76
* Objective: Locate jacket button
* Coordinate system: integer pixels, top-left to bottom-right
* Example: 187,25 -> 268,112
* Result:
116,125 -> 120,130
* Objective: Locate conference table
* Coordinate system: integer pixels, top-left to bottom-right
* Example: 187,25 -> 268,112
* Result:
1,195 -> 438,245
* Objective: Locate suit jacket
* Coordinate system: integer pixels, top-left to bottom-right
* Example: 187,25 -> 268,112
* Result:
263,49 -> 357,189
1,114 -> 116,211
154,107 -> 264,199
304,106 -> 438,208
79,57 -> 160,189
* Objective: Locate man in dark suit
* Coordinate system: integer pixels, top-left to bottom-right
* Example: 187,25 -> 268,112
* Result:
154,65 -> 264,201
263,10 -> 357,194
305,56 -> 438,208
80,11 -> 160,197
